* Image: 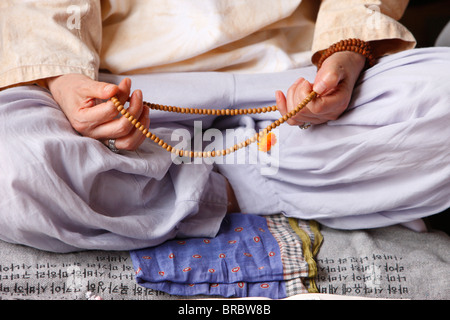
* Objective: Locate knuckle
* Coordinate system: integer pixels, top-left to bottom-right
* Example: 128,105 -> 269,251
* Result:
71,119 -> 89,134
288,80 -> 303,95
107,102 -> 120,117
116,121 -> 132,136
311,104 -> 328,115
287,85 -> 294,97
323,71 -> 340,86
120,139 -> 137,151
311,103 -> 326,115
326,113 -> 340,121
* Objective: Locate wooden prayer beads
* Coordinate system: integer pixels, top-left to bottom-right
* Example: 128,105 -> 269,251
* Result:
110,90 -> 317,158
317,38 -> 375,69
145,102 -> 278,116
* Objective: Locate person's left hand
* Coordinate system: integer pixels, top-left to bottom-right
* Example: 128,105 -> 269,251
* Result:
276,51 -> 365,127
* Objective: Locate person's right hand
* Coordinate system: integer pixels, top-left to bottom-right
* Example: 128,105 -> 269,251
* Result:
46,73 -> 149,151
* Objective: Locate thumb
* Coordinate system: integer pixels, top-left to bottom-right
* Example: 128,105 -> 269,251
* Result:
313,63 -> 345,96
84,78 -> 119,100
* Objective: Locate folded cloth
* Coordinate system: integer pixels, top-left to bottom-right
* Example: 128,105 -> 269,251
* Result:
130,213 -> 322,299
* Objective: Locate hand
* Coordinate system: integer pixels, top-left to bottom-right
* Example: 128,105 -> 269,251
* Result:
276,51 -> 365,126
47,73 -> 150,151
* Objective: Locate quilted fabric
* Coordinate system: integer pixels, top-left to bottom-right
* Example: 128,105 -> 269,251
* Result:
130,213 -> 321,299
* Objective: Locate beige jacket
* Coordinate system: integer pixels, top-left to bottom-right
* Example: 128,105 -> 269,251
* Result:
0,0 -> 415,89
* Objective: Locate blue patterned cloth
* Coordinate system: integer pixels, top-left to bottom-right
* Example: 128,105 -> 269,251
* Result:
130,213 -> 320,299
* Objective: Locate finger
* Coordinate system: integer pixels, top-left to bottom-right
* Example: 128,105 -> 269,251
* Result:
70,99 -> 120,137
89,90 -> 144,140
285,78 -> 304,125
275,90 -> 287,115
276,89 -> 319,125
76,77 -> 122,126
110,105 -> 150,151
80,78 -> 119,101
80,79 -> 135,136
286,78 -> 306,113
80,99 -> 121,127
83,77 -> 131,106
286,79 -> 318,125
97,79 -> 137,124
115,78 -> 132,105
313,59 -> 346,96
113,89 -> 144,137
125,89 -> 144,122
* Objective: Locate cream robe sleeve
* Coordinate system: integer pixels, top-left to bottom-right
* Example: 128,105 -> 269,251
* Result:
0,0 -> 417,90
312,0 -> 416,64
0,0 -> 102,90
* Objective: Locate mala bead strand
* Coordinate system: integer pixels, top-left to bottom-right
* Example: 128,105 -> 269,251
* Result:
317,38 -> 375,70
110,91 -> 317,158
144,102 -> 278,115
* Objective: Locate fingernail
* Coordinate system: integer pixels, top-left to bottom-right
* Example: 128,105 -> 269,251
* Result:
313,81 -> 327,95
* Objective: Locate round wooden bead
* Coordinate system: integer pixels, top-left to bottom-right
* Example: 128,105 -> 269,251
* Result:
111,85 -> 318,158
